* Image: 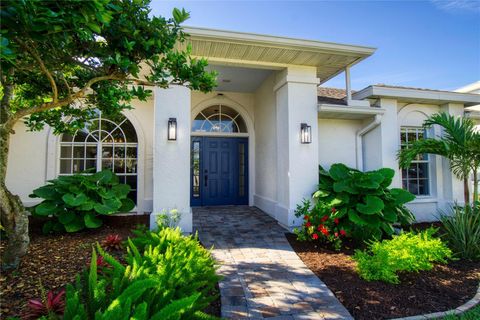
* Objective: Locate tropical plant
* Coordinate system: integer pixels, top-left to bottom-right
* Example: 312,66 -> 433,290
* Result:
30,170 -> 134,233
102,234 -> 123,251
294,199 -> 346,250
440,203 -> 480,260
63,227 -> 220,319
24,288 -> 65,320
155,208 -> 182,228
0,0 -> 216,269
398,113 -> 480,205
296,164 -> 415,243
353,228 -> 452,284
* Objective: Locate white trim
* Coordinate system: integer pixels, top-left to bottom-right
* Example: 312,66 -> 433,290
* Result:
356,115 -> 382,170
45,110 -> 146,214
273,74 -> 320,92
184,26 -> 376,56
353,85 -> 480,106
318,103 -> 385,119
191,95 -> 256,205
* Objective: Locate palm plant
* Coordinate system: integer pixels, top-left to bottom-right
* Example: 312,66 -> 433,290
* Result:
398,113 -> 480,206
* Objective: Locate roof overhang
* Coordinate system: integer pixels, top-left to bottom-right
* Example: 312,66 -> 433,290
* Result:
353,85 -> 480,107
182,27 -> 376,84
318,103 -> 385,120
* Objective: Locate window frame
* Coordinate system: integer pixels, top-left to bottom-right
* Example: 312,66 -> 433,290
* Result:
400,126 -> 431,197
58,113 -> 138,205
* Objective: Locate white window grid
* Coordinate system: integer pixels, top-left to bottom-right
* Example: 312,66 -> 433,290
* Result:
400,127 -> 430,196
58,113 -> 138,202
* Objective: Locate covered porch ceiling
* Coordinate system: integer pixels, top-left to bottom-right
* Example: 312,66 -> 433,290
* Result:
182,27 -> 376,84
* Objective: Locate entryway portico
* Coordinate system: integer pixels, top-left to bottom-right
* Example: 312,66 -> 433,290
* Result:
150,27 -> 375,232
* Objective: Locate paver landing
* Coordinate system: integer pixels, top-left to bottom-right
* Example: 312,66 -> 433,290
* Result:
193,206 -> 353,320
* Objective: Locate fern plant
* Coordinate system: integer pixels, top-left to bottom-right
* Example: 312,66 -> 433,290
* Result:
63,228 -> 220,319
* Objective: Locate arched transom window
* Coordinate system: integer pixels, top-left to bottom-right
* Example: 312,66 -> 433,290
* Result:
192,105 -> 247,133
59,113 -> 138,203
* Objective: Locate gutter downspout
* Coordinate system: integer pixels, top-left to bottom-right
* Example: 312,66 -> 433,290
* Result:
356,114 -> 382,171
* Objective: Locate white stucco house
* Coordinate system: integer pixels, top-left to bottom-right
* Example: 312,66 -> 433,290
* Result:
6,27 -> 480,232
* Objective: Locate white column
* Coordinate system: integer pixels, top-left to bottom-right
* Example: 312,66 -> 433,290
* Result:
273,67 -> 320,228
151,85 -> 192,232
361,99 -> 400,183
345,66 -> 352,101
440,103 -> 466,206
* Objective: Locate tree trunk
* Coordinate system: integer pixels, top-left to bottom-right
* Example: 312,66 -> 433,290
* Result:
0,125 -> 30,270
463,177 -> 470,207
473,168 -> 478,205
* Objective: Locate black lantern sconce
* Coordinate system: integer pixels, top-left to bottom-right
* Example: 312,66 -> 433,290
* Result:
168,118 -> 177,141
300,123 -> 312,144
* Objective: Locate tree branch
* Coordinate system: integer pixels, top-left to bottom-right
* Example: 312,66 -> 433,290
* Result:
9,73 -> 125,126
15,38 -> 59,103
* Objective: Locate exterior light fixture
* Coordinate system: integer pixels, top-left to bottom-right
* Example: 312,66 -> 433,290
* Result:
300,123 -> 312,144
168,118 -> 177,141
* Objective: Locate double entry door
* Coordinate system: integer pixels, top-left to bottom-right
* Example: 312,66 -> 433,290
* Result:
191,137 -> 248,206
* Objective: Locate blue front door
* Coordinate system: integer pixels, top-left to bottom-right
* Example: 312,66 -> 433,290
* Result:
191,137 -> 248,206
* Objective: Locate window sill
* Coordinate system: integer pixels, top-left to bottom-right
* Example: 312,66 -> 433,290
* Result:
410,197 -> 438,204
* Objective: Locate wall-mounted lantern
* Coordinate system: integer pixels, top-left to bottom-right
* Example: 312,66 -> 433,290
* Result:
300,123 -> 312,144
168,118 -> 177,141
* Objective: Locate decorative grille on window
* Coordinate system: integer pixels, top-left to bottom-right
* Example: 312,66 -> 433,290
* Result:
59,113 -> 138,204
400,127 -> 430,196
192,105 -> 247,133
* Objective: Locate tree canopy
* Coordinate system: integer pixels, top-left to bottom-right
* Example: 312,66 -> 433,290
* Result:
0,0 -> 217,134
0,0 -> 216,269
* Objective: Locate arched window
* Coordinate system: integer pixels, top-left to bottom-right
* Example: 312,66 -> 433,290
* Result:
59,113 -> 138,203
192,105 -> 247,133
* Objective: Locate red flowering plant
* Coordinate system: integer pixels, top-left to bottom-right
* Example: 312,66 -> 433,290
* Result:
23,287 -> 65,319
293,199 -> 349,250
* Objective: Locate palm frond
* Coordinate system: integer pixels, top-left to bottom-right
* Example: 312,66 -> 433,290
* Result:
398,138 -> 448,168
423,113 -> 475,148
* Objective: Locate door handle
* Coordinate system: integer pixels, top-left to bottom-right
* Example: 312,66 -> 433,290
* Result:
204,174 -> 208,186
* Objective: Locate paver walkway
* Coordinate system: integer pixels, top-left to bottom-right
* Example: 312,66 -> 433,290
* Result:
193,206 -> 353,320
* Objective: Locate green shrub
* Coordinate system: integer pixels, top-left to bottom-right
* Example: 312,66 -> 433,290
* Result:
440,202 -> 480,260
353,228 -> 452,284
310,164 -> 415,242
30,170 -> 135,233
63,227 -> 220,319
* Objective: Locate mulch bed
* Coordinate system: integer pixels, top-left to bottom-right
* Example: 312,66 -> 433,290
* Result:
0,216 -> 221,318
286,232 -> 480,320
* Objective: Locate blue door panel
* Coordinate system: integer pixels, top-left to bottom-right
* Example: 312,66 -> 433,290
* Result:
190,137 -> 248,206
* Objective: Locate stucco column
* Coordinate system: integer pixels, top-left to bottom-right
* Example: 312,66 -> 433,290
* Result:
362,98 -> 400,186
151,85 -> 192,232
440,103 -> 466,207
274,67 -> 320,228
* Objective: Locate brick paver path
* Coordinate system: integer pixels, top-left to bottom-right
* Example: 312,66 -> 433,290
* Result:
193,206 -> 353,320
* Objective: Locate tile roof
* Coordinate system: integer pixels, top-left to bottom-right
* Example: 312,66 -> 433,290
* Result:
317,87 -> 348,105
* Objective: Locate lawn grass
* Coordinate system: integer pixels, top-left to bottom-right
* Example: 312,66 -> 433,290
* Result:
442,305 -> 480,320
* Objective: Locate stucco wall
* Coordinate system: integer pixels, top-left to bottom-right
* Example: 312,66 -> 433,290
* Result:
6,121 -> 49,206
5,99 -> 155,213
318,118 -> 362,170
253,73 -> 278,214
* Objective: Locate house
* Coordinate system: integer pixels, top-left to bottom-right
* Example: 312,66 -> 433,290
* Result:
6,27 -> 480,232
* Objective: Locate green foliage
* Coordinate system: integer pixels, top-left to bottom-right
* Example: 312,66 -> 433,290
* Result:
295,164 -> 415,243
63,227 -> 220,319
398,112 -> 480,205
353,228 -> 452,284
1,0 -> 216,135
30,170 -> 134,233
440,203 -> 480,260
442,305 -> 480,320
